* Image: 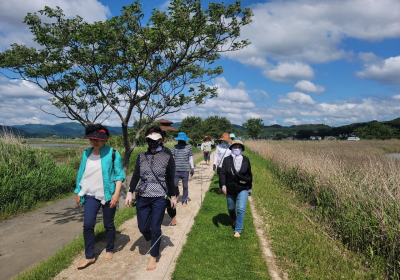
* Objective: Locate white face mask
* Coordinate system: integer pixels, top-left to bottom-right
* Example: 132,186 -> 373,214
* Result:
232,148 -> 242,156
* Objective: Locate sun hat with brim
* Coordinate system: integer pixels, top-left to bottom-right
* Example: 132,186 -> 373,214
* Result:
203,135 -> 212,141
229,133 -> 235,138
218,133 -> 232,144
146,133 -> 162,141
83,129 -> 109,141
174,132 -> 190,142
229,138 -> 245,151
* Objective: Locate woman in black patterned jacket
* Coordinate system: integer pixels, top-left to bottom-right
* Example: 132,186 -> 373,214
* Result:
219,138 -> 252,238
125,128 -> 178,270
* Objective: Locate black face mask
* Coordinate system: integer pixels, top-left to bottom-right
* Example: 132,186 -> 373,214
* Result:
178,140 -> 186,146
147,140 -> 159,150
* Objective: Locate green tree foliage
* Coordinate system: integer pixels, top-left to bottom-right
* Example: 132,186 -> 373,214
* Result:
178,116 -> 203,144
354,122 -> 397,140
243,118 -> 264,139
0,0 -> 253,173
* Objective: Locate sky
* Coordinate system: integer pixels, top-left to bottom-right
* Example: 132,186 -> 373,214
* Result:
1,0 -> 400,128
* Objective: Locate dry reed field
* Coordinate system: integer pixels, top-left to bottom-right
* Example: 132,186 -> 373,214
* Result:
246,139 -> 400,278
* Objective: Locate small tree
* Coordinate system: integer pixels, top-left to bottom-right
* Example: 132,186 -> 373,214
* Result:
178,116 -> 203,145
243,118 -> 263,139
0,0 -> 253,175
202,116 -> 233,140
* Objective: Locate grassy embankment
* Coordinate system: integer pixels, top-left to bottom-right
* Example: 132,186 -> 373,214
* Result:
172,170 -> 271,280
247,139 -> 400,278
0,132 -> 78,219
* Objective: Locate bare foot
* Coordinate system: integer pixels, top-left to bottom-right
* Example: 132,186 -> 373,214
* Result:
171,217 -> 177,226
183,203 -> 187,207
234,232 -> 241,238
146,256 -> 157,270
77,258 -> 95,269
104,252 -> 113,261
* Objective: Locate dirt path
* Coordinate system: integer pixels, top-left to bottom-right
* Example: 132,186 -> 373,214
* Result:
0,151 -> 204,280
55,153 -> 215,280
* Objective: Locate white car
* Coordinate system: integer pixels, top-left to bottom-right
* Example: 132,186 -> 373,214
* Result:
347,137 -> 360,141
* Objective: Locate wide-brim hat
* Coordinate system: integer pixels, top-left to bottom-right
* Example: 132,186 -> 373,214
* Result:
218,133 -> 232,144
146,133 -> 163,141
203,135 -> 212,141
83,129 -> 109,141
174,132 -> 190,142
229,138 -> 245,151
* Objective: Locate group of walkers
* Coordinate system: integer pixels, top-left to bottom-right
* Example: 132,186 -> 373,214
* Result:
74,124 -> 252,271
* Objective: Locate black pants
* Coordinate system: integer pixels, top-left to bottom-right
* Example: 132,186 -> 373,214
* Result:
217,167 -> 222,189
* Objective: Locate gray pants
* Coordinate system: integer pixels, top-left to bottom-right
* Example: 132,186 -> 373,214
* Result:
174,171 -> 189,204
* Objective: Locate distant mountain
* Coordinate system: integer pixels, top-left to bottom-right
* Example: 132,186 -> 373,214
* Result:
171,122 -> 180,128
0,125 -> 32,137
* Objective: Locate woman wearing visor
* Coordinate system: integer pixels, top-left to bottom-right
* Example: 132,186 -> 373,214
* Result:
125,129 -> 178,270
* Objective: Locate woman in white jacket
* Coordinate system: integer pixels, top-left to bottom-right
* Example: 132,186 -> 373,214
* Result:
213,133 -> 232,194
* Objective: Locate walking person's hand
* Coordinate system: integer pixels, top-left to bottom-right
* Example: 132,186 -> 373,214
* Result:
213,164 -> 216,171
190,168 -> 194,177
76,195 -> 82,208
222,185 -> 227,195
125,192 -> 133,208
110,192 -> 119,208
170,196 -> 177,209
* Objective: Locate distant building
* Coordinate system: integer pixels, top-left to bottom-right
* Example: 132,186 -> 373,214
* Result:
155,119 -> 178,132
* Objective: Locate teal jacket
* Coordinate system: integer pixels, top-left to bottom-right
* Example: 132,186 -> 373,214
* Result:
74,145 -> 125,205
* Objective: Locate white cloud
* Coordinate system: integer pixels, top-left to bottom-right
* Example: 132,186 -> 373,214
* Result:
393,94 -> 400,99
223,0 -> 400,80
356,55 -> 400,84
279,92 -> 316,105
293,80 -> 325,94
283,118 -> 302,125
0,0 -> 110,50
263,62 -> 314,83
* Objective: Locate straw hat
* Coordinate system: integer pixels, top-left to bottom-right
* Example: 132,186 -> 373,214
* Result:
203,135 -> 212,141
218,133 -> 232,144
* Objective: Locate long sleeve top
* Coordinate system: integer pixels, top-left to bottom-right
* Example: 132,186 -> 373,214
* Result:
213,144 -> 232,167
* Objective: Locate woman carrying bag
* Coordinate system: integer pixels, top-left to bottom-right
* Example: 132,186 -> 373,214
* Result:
125,129 -> 178,270
75,124 -> 125,268
213,133 -> 232,194
220,139 -> 252,238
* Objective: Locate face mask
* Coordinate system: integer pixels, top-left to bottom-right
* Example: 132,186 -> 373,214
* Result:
232,148 -> 242,156
178,140 -> 186,146
147,140 -> 159,150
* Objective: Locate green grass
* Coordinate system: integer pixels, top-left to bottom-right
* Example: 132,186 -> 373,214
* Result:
247,149 -> 384,279
172,171 -> 271,280
15,206 -> 136,280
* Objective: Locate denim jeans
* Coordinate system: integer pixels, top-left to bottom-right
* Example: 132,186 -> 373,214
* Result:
174,171 -> 189,204
136,196 -> 167,257
83,195 -> 116,259
226,190 -> 249,234
203,151 -> 210,161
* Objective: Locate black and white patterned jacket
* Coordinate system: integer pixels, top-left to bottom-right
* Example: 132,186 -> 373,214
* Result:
129,149 -> 177,197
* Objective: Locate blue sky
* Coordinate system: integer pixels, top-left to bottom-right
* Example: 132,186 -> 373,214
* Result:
1,0 -> 400,127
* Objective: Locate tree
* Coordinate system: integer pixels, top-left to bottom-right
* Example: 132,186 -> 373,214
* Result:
0,1 -> 253,175
202,116 -> 233,140
243,118 -> 264,139
354,122 -> 397,140
178,116 -> 203,145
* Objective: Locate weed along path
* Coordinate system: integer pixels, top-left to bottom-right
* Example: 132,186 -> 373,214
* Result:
55,152 -> 215,280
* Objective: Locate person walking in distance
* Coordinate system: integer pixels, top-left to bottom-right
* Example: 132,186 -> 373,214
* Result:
220,138 -> 253,237
172,132 -> 194,207
75,124 -> 125,269
125,129 -> 178,270
213,133 -> 232,194
201,135 -> 212,166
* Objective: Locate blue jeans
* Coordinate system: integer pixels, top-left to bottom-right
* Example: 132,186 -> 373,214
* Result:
203,151 -> 210,161
136,196 -> 167,257
226,190 -> 249,234
83,195 -> 116,259
175,171 -> 189,204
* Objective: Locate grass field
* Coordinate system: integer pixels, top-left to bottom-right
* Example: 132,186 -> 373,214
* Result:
246,139 -> 399,278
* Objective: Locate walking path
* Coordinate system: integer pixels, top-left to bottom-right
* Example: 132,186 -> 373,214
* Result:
55,153 -> 215,280
0,151 -> 204,280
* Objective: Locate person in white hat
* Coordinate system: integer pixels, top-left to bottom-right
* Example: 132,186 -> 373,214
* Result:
125,128 -> 178,270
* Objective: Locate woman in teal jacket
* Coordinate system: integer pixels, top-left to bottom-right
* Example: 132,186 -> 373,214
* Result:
74,124 -> 125,269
